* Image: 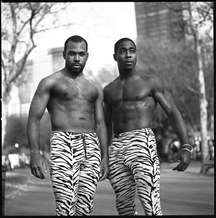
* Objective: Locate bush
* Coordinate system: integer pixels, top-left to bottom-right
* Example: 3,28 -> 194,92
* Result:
3,112 -> 51,153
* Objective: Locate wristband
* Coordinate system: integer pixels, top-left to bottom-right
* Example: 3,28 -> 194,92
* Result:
181,148 -> 193,153
181,144 -> 193,153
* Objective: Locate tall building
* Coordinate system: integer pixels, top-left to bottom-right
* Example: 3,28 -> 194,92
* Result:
135,2 -> 186,44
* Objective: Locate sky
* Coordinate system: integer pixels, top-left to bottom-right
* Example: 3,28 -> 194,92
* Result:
2,2 -> 137,115
32,2 -> 137,75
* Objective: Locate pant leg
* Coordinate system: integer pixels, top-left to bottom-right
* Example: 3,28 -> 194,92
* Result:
75,133 -> 101,216
108,137 -> 137,216
126,129 -> 162,215
49,132 -> 84,216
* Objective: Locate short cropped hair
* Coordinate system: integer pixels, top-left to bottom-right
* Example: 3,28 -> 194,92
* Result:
114,38 -> 136,54
64,35 -> 88,52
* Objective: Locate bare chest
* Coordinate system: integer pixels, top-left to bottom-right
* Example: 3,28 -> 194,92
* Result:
51,79 -> 98,102
109,80 -> 156,114
110,79 -> 153,103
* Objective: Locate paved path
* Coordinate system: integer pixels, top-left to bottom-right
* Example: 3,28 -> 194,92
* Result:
4,161 -> 214,215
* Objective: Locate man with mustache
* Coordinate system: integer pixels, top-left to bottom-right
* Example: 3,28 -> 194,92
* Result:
27,35 -> 108,216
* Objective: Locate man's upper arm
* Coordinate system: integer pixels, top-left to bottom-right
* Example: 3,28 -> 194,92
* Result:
103,87 -> 112,123
95,85 -> 106,126
28,78 -> 51,120
152,77 -> 177,115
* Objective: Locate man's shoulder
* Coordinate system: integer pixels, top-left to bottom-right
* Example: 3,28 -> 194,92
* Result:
103,77 -> 119,94
137,72 -> 162,87
135,70 -> 165,94
38,71 -> 62,89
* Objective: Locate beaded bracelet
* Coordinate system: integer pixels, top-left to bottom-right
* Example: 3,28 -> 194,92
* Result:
181,148 -> 193,153
181,144 -> 193,153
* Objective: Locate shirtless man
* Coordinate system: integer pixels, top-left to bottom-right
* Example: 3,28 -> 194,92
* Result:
27,35 -> 108,216
103,38 -> 192,215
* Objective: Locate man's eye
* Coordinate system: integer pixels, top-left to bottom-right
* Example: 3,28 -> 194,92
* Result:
119,49 -> 126,54
119,49 -> 136,54
68,52 -> 75,56
79,52 -> 86,56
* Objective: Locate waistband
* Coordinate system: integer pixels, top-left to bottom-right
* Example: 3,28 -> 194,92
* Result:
51,130 -> 97,136
114,128 -> 153,138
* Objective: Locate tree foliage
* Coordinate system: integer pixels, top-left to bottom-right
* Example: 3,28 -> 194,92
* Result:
136,2 -> 213,132
1,2 -> 67,148
3,115 -> 28,149
136,2 -> 213,164
137,39 -> 201,130
1,2 -> 66,102
3,113 -> 51,153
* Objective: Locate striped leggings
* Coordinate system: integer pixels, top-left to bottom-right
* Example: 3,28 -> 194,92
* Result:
108,128 -> 162,215
49,131 -> 101,216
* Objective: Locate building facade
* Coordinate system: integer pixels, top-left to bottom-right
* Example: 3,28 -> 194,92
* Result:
135,2 -> 186,44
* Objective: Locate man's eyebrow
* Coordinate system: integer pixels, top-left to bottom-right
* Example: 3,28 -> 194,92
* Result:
67,50 -> 86,53
119,47 -> 136,50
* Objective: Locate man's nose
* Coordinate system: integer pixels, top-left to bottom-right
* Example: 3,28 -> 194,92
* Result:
74,54 -> 80,61
125,50 -> 131,57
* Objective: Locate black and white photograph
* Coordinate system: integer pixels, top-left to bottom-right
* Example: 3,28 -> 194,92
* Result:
1,1 -> 214,216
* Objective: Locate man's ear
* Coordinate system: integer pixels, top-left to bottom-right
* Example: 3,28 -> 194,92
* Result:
113,54 -> 117,61
86,52 -> 89,60
63,51 -> 65,59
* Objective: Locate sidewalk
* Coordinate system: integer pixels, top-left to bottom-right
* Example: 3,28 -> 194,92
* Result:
161,160 -> 214,175
4,168 -> 31,200
3,161 -> 214,216
4,161 -> 214,200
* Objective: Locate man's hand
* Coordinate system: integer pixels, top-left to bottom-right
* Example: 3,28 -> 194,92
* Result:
172,149 -> 191,171
99,157 -> 109,181
30,152 -> 48,179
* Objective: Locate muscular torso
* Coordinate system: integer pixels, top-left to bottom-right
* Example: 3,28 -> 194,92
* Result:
105,74 -> 157,134
46,72 -> 98,132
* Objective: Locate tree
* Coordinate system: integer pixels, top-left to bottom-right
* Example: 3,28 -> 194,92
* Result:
137,38 -> 199,158
3,115 -> 28,151
178,2 -> 213,174
137,2 -> 213,172
1,2 -> 67,149
137,38 -> 200,126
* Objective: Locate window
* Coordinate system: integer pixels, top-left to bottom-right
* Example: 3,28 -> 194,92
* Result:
49,47 -> 64,72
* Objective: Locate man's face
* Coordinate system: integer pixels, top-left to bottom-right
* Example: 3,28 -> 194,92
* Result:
63,41 -> 88,74
114,40 -> 137,71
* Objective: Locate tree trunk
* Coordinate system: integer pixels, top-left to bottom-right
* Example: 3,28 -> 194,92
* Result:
2,99 -> 9,151
195,33 -> 209,174
2,82 -> 11,151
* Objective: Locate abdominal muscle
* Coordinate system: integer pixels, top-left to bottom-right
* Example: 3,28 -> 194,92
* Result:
112,101 -> 155,134
48,103 -> 96,133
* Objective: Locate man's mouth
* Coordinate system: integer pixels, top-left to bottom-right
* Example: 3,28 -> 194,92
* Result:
125,61 -> 133,65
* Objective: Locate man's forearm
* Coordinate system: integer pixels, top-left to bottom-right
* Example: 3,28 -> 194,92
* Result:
170,110 -> 189,146
97,124 -> 108,160
107,123 -> 113,147
27,120 -> 41,153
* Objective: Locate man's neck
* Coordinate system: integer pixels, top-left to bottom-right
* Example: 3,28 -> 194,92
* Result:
119,69 -> 135,80
64,68 -> 83,79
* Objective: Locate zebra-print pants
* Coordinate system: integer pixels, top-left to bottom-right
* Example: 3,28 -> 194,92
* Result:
108,128 -> 162,215
49,131 -> 101,216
